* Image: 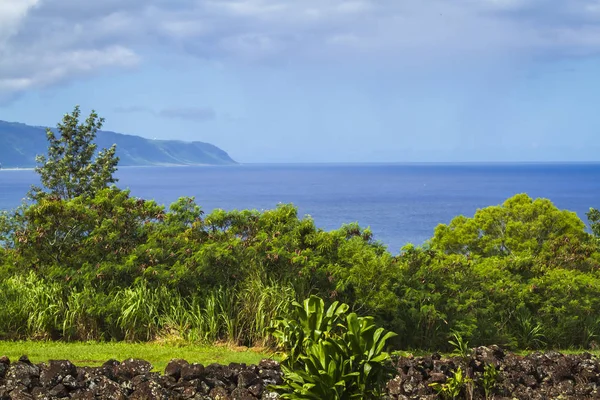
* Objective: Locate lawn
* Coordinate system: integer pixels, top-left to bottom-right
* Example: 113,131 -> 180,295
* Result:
0,341 -> 275,372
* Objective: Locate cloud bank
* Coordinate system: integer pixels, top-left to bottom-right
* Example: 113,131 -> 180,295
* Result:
2,0 -> 600,99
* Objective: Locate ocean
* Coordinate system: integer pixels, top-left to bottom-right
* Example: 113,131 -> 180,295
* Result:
1,163 -> 599,252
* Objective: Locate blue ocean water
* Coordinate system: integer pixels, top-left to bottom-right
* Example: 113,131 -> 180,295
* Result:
1,163 -> 599,252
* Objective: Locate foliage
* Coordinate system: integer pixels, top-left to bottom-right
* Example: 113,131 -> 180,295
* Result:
268,295 -> 349,366
3,188 -> 163,288
0,272 -> 296,345
587,208 -> 600,238
2,123 -> 600,353
431,193 -> 589,258
269,295 -> 397,399
449,331 -> 471,358
480,364 -> 498,400
31,105 -> 119,201
430,367 -> 473,400
1,191 -> 600,350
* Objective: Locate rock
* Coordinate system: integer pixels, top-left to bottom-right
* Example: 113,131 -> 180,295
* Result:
257,368 -> 282,386
429,372 -> 447,383
62,373 -> 83,391
70,389 -> 95,399
205,364 -> 233,383
4,360 -> 40,391
387,375 -> 403,395
258,360 -> 278,370
554,379 -> 576,396
520,373 -> 538,388
1,349 -> 600,399
228,363 -> 246,378
237,370 -> 259,389
205,378 -> 227,389
114,358 -> 153,381
8,389 -> 34,400
247,383 -> 263,397
89,375 -> 128,400
130,379 -> 174,400
0,363 -> 8,381
18,356 -> 32,364
181,363 -> 205,381
31,386 -> 50,400
209,386 -> 231,400
47,383 -> 68,398
39,360 -> 77,388
166,359 -> 190,381
402,375 -> 420,395
199,380 -> 211,394
131,372 -> 161,390
158,374 -> 178,390
98,359 -> 120,380
231,387 -> 255,400
179,382 -> 199,398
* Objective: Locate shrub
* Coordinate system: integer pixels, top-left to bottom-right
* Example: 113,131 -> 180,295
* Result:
268,295 -> 396,399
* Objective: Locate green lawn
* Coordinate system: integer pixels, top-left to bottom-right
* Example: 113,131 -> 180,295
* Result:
0,341 -> 275,372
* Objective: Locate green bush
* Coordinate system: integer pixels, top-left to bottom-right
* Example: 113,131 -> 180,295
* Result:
269,295 -> 396,399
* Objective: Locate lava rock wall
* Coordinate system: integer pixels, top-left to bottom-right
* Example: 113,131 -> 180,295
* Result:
1,347 -> 600,399
0,355 -> 282,399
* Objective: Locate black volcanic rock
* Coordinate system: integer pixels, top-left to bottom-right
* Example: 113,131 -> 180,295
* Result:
1,350 -> 599,399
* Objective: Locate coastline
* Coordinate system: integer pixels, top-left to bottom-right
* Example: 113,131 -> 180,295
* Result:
0,164 -> 238,171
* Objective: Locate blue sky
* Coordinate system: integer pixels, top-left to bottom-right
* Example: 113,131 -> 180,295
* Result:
1,0 -> 600,163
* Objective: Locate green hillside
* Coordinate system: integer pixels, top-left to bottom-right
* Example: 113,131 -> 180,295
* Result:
0,120 -> 236,168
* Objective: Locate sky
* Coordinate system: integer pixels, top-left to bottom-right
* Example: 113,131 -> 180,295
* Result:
1,0 -> 600,163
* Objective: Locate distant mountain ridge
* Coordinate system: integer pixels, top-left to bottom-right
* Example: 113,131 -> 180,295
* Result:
0,120 -> 236,168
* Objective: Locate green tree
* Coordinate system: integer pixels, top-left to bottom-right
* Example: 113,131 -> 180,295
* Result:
7,188 -> 163,288
587,208 -> 600,238
31,106 -> 119,201
431,193 -> 589,258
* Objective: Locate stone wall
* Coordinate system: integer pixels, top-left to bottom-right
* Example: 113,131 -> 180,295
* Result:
1,346 -> 600,399
388,346 -> 600,399
0,355 -> 282,399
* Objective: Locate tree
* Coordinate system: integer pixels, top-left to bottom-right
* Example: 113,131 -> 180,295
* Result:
9,188 -> 164,288
430,193 -> 589,258
587,208 -> 600,238
31,106 -> 119,201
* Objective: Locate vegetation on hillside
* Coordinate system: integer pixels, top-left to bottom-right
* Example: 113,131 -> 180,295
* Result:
0,116 -> 236,169
1,107 -> 599,352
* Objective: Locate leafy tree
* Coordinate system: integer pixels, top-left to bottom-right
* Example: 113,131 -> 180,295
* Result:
431,193 -> 589,258
7,188 -> 163,288
587,208 -> 600,238
31,105 -> 119,201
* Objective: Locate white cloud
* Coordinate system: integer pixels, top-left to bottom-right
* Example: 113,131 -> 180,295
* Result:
0,45 -> 139,94
2,0 -> 600,99
0,0 -> 39,42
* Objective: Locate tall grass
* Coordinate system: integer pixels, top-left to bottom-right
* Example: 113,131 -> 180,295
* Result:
0,274 -> 297,345
0,273 -> 64,339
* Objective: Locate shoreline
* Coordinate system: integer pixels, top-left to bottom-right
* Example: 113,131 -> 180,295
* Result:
0,164 -> 238,171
